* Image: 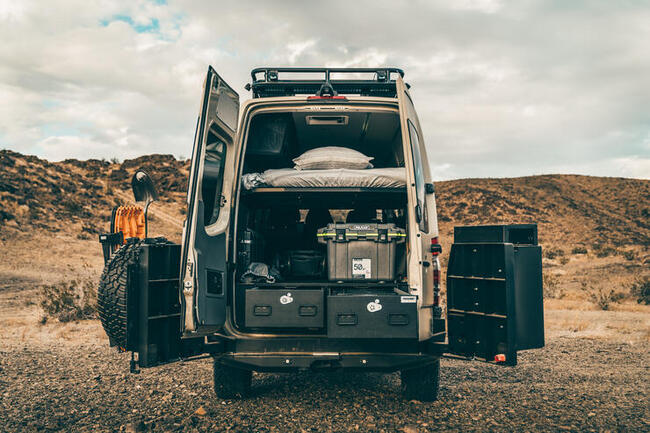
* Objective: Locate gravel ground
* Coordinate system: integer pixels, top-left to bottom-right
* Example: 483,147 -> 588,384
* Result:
1,336 -> 648,432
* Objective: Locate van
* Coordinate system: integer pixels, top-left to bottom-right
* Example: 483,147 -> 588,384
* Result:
97,67 -> 544,401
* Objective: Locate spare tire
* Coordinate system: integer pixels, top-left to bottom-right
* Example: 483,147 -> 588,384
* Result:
97,239 -> 145,348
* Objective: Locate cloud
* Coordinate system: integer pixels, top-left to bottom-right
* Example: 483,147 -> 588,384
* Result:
0,0 -> 648,179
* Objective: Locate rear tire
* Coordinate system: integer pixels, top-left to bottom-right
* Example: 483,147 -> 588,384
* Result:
401,359 -> 440,401
213,358 -> 252,399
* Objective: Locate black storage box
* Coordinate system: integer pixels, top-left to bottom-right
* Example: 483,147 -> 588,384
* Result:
317,223 -> 406,282
446,224 -> 544,365
245,288 -> 324,328
327,292 -> 417,339
237,229 -> 265,275
454,224 -> 538,245
276,250 -> 325,279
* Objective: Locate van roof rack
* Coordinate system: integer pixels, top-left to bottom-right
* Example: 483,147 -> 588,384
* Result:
247,67 -> 405,99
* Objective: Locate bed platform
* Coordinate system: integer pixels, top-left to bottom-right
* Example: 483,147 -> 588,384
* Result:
241,186 -> 407,208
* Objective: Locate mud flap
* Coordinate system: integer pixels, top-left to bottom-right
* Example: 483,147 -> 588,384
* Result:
445,224 -> 544,365
126,241 -> 204,368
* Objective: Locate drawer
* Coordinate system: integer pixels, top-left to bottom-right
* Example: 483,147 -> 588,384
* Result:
327,293 -> 417,339
245,288 -> 324,328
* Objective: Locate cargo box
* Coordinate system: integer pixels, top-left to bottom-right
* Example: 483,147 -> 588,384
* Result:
317,223 -> 406,282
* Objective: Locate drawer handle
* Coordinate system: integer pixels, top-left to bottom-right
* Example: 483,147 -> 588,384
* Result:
253,305 -> 272,316
336,313 -> 357,326
299,305 -> 318,317
388,313 -> 409,326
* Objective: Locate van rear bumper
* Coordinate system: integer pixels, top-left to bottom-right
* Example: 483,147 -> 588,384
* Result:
218,352 -> 441,372
211,336 -> 447,372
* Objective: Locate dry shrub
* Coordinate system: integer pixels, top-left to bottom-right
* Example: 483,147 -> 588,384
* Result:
544,247 -> 565,260
629,277 -> 650,305
622,250 -> 636,261
40,277 -> 97,323
582,283 -> 625,311
559,256 -> 570,265
571,246 -> 588,255
543,271 -> 561,299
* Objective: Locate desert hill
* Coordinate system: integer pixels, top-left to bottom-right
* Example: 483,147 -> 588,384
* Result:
1,149 -> 648,251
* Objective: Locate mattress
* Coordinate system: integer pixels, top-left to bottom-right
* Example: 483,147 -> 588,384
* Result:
242,167 -> 406,190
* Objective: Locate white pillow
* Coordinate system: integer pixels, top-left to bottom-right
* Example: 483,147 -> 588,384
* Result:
292,146 -> 374,170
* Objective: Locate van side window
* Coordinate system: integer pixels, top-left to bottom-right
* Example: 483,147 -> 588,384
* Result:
407,120 -> 428,233
202,128 -> 227,226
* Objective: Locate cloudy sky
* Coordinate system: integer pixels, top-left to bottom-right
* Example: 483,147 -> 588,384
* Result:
1,0 -> 648,179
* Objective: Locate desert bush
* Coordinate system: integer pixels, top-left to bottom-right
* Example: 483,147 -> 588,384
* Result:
544,247 -> 565,260
582,284 -> 625,311
543,271 -> 561,298
622,250 -> 636,261
629,277 -> 650,305
40,277 -> 97,323
559,256 -> 570,265
571,246 -> 588,255
595,247 -> 617,258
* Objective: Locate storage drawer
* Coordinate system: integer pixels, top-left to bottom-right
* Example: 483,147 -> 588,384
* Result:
245,288 -> 324,328
327,293 -> 417,338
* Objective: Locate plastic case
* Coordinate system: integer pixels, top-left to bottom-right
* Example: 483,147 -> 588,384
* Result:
317,223 -> 406,282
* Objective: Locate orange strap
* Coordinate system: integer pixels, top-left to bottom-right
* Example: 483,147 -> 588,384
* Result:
113,205 -> 146,243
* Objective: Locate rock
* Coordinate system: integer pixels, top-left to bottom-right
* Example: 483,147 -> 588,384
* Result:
195,406 -> 207,416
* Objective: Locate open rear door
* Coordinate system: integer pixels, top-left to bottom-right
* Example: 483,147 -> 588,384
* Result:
181,67 -> 239,336
446,224 -> 545,365
396,76 -> 440,340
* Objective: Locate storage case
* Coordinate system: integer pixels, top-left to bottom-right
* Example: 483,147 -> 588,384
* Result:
317,223 -> 406,282
276,250 -> 325,279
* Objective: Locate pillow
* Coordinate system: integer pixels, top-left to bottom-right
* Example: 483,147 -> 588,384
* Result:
292,146 -> 374,170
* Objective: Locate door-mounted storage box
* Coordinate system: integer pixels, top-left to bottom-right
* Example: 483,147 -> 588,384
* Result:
317,223 -> 406,282
245,288 -> 324,329
446,224 -> 544,365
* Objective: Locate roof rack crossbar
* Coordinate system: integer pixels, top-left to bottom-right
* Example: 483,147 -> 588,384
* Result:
248,67 -> 404,99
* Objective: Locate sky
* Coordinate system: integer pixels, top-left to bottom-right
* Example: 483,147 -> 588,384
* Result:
0,0 -> 648,180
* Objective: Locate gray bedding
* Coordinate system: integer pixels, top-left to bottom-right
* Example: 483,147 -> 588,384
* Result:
242,167 -> 406,190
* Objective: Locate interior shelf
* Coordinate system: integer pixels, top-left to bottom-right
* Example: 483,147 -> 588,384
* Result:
242,187 -> 407,208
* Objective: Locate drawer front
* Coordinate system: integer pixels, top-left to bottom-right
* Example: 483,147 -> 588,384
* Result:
245,288 -> 324,328
327,294 -> 417,339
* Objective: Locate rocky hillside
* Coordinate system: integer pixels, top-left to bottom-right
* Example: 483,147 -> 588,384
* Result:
0,150 -> 189,237
1,149 -> 648,250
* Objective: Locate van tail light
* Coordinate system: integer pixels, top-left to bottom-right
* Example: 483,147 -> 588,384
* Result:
432,255 -> 441,307
430,236 -> 442,255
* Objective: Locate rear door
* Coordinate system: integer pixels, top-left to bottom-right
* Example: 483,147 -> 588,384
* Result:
445,226 -> 545,366
181,67 -> 239,335
396,77 -> 439,340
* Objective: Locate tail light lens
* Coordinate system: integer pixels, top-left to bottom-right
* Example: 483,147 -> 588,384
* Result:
430,236 -> 442,255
